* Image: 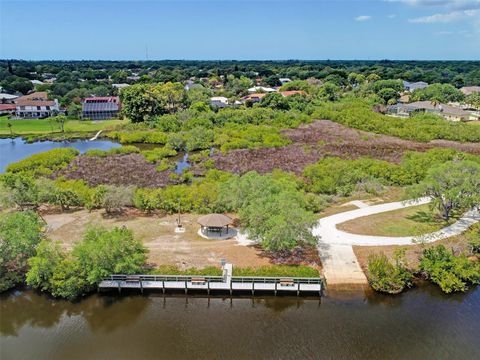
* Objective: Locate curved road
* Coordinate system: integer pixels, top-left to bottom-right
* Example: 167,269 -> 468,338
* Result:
313,198 -> 480,285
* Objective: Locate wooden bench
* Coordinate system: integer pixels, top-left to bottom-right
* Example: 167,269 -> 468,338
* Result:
125,275 -> 141,283
191,277 -> 206,285
279,279 -> 295,287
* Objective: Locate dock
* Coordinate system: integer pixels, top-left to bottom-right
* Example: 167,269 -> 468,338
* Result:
98,263 -> 324,296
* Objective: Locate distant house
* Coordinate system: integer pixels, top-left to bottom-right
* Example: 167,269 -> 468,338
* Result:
210,96 -> 229,108
279,78 -> 292,85
280,90 -> 306,97
0,93 -> 18,104
112,83 -> 130,90
247,86 -> 276,93
403,81 -> 429,92
30,79 -> 44,86
388,100 -> 472,122
82,96 -> 120,120
0,104 -> 16,115
242,93 -> 267,104
460,86 -> 480,96
14,92 -> 59,119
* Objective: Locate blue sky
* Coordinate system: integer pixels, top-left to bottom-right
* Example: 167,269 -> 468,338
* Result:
1,0 -> 479,60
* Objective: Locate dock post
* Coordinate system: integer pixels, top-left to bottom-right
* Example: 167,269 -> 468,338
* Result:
297,282 -> 300,296
207,279 -> 210,295
162,280 -> 165,294
140,279 -> 143,294
185,280 -> 188,295
230,279 -> 232,295
252,281 -> 255,296
118,281 -> 121,294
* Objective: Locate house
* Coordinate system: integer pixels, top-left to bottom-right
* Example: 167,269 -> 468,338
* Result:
14,92 -> 59,118
0,93 -> 18,104
0,104 -> 16,115
210,96 -> 229,108
82,96 -> 120,120
403,81 -> 429,92
279,78 -> 292,85
242,93 -> 267,104
280,90 -> 306,97
247,86 -> 276,93
387,101 -> 472,122
460,86 -> 480,96
112,83 -> 130,90
30,79 -> 44,86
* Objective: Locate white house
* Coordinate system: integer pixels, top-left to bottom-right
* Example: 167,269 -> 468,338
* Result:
14,92 -> 59,119
0,93 -> 18,104
279,78 -> 292,85
247,86 -> 276,93
403,81 -> 429,92
210,96 -> 229,108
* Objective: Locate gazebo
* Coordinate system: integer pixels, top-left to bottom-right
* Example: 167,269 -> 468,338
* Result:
197,213 -> 234,239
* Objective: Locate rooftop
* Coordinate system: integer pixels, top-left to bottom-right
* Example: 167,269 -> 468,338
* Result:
197,213 -> 233,228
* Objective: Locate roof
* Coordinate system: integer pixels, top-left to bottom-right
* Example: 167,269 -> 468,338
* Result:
210,96 -> 228,101
197,214 -> 233,227
0,104 -> 16,110
242,93 -> 267,101
83,101 -> 120,112
84,96 -> 119,102
15,92 -> 56,107
0,93 -> 18,100
403,101 -> 470,117
281,90 -> 306,97
17,92 -> 48,101
460,86 -> 480,96
248,86 -> 276,93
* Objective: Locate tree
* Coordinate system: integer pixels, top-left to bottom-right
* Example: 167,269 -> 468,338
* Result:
410,83 -> 465,103
26,239 -> 65,292
317,82 -> 340,101
0,211 -> 43,291
54,115 -> 67,134
101,185 -> 135,213
465,92 -> 480,109
260,92 -> 290,110
409,160 -> 480,221
1,173 -> 39,209
120,84 -> 161,123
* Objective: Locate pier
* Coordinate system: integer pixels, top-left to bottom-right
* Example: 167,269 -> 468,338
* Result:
98,263 -> 324,296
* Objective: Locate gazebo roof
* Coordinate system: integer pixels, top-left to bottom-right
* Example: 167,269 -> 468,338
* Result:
197,213 -> 233,228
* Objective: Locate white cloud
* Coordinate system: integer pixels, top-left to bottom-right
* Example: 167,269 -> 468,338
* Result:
354,15 -> 372,22
387,14 -> 397,18
409,9 -> 479,23
386,0 -> 480,10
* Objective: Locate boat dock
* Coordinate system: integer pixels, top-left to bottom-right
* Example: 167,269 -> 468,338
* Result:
98,263 -> 324,296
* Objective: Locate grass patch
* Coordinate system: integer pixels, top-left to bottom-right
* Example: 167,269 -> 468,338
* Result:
0,117 -> 124,136
337,204 -> 453,237
150,265 -> 223,276
233,265 -> 319,277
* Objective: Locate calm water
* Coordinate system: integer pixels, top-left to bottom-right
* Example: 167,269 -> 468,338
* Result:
1,286 -> 479,360
0,137 -> 121,173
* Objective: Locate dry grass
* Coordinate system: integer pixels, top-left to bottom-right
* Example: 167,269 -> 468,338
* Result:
42,209 -> 271,269
336,204 -> 451,237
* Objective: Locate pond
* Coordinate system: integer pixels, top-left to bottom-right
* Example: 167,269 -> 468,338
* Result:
1,285 -> 479,359
0,137 -> 121,173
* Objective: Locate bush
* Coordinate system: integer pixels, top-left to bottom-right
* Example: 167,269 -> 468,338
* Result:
367,250 -> 412,294
85,145 -> 140,157
233,265 -> 319,277
420,245 -> 480,293
0,211 -> 44,292
141,146 -> 177,163
151,265 -> 222,276
6,148 -> 79,176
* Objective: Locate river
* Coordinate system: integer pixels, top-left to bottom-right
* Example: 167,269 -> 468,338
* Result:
1,285 -> 479,359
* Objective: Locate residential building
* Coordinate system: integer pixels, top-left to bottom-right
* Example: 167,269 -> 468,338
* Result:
280,90 -> 306,97
210,96 -> 229,108
0,104 -> 16,115
14,92 -> 59,118
112,83 -> 130,90
460,86 -> 480,96
279,78 -> 292,85
248,86 -> 276,93
242,93 -> 266,104
387,100 -> 472,122
0,93 -> 18,104
403,81 -> 429,92
82,96 -> 120,120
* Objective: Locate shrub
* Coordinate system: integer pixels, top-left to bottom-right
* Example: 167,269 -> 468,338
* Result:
85,145 -> 140,157
367,250 -> 412,294
141,146 -> 177,163
6,148 -> 79,176
233,265 -> 319,277
420,245 -> 480,293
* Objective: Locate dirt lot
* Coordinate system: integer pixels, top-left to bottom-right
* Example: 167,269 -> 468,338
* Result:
211,120 -> 480,175
42,209 -> 272,269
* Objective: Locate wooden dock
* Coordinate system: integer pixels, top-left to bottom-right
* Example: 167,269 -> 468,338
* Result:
98,263 -> 324,296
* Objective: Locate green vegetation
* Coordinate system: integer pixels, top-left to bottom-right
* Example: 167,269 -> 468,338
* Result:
367,249 -> 412,294
419,245 -> 480,293
151,265 -> 223,276
26,226 -> 147,300
313,98 -> 480,142
233,265 -> 319,277
84,145 -> 140,157
219,171 -> 320,251
0,211 -> 44,292
410,83 -> 464,103
5,148 -> 79,177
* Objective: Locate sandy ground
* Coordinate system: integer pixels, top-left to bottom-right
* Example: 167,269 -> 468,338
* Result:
43,210 -> 270,269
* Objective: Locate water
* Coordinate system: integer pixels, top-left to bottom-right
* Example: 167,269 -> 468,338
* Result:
175,153 -> 191,174
1,286 -> 479,359
0,137 -> 121,173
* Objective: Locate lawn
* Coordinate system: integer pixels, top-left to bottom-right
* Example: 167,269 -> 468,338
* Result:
336,204 -> 453,237
0,116 -> 124,136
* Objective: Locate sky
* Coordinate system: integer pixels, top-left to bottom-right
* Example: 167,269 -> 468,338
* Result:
1,0 -> 479,60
